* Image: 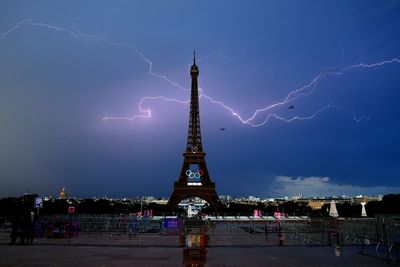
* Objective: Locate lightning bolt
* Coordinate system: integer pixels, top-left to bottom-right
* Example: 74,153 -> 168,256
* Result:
102,96 -> 189,121
232,59 -> 399,126
1,19 -> 397,127
200,95 -> 370,127
0,18 -> 189,92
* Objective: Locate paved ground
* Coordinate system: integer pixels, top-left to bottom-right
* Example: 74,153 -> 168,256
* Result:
0,244 -> 392,267
0,229 -> 396,266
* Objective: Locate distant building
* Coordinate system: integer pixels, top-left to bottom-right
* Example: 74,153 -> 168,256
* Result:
291,193 -> 303,201
219,195 -> 232,203
301,197 -> 352,210
353,195 -> 382,205
59,186 -> 67,199
307,199 -> 326,210
248,196 -> 260,202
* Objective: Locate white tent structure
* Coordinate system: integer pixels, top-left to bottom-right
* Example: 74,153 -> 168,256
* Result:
329,200 -> 339,218
361,202 -> 367,217
187,204 -> 199,218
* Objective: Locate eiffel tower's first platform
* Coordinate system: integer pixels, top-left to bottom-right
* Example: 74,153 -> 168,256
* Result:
168,52 -> 222,211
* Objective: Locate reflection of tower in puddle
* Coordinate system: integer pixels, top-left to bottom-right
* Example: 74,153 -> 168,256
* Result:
334,245 -> 343,257
182,232 -> 208,267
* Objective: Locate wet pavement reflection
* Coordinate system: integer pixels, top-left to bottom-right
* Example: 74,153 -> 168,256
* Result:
180,221 -> 209,267
182,232 -> 208,267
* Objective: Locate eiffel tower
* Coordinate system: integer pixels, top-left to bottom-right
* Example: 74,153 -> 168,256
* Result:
168,52 -> 222,211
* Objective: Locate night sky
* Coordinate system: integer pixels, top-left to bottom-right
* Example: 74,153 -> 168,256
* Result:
1,1 -> 400,198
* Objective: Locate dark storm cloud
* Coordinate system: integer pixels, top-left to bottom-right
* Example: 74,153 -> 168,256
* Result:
0,0 -> 400,197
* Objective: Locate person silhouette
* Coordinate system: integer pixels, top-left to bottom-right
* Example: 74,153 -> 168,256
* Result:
9,211 -> 20,245
27,211 -> 35,244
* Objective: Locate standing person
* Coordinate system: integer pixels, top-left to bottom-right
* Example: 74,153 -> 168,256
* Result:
19,212 -> 29,245
27,211 -> 35,245
131,214 -> 138,234
278,222 -> 284,246
9,211 -> 20,245
264,223 -> 269,241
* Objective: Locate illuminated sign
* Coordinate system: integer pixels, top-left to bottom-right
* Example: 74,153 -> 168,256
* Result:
68,206 -> 75,214
254,209 -> 261,217
274,212 -> 285,219
186,169 -> 203,179
163,218 -> 182,229
186,169 -> 203,186
34,197 -> 42,208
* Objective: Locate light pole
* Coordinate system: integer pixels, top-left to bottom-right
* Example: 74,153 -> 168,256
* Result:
140,196 -> 143,216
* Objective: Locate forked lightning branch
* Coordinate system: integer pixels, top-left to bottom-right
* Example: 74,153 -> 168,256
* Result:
1,19 -> 399,127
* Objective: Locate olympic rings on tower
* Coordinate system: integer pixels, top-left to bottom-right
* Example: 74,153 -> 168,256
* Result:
186,169 -> 203,179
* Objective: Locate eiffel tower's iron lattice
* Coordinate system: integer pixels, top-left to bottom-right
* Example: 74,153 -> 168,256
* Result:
168,52 -> 222,211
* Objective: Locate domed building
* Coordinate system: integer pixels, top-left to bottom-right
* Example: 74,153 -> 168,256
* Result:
59,186 -> 67,199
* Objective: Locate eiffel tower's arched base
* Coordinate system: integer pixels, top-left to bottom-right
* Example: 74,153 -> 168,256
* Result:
168,182 -> 223,212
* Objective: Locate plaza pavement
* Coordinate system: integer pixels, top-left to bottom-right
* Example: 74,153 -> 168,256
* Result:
0,230 -> 394,266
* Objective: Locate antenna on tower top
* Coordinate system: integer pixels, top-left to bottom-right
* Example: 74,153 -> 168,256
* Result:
193,50 -> 196,65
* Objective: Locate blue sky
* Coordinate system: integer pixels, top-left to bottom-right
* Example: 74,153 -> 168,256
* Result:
1,1 -> 400,198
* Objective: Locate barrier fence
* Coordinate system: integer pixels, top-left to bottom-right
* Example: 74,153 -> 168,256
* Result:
1,214 -> 399,262
0,215 -> 398,241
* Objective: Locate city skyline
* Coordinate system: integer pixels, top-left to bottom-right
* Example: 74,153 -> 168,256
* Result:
1,1 -> 400,198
